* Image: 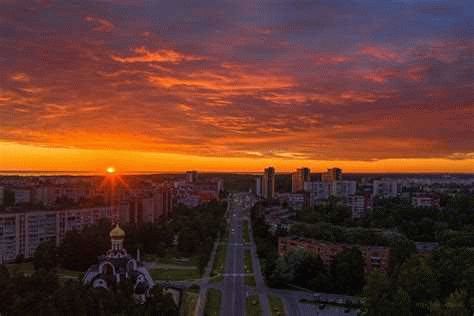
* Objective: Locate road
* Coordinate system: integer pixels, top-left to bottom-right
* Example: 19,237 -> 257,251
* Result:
220,194 -> 247,316
189,192 -> 360,316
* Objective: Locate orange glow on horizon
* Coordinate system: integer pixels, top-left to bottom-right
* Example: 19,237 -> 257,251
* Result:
0,142 -> 473,174
106,166 -> 116,174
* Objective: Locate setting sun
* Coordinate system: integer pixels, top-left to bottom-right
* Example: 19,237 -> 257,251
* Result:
106,166 -> 116,174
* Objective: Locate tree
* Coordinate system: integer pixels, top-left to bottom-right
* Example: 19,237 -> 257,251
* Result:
398,256 -> 440,312
269,257 -> 293,287
33,240 -> 58,271
330,247 -> 365,294
429,290 -> 470,316
362,271 -> 411,316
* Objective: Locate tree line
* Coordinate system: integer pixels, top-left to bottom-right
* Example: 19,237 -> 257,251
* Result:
251,201 -> 474,315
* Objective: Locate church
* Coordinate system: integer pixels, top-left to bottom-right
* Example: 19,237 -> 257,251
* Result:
83,224 -> 155,302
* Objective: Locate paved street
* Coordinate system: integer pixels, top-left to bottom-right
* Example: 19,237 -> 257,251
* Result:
190,192 -> 360,316
220,194 -> 247,316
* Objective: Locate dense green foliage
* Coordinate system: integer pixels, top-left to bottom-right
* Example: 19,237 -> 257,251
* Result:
362,248 -> 474,315
252,205 -> 365,295
35,201 -> 227,273
367,195 -> 474,243
0,265 -> 178,315
2,201 -> 227,315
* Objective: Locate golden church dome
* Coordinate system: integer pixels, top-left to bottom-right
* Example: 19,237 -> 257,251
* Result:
109,224 -> 125,239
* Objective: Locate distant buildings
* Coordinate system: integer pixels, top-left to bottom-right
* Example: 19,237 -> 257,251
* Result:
345,195 -> 372,219
262,167 -> 275,200
411,193 -> 440,209
278,237 -> 390,273
291,167 -> 310,193
0,206 -> 115,262
277,192 -> 307,210
12,188 -> 32,205
175,172 -> 223,208
372,179 -> 401,198
321,168 -> 342,182
330,180 -> 357,198
255,177 -> 262,198
185,170 -> 199,183
304,181 -> 330,204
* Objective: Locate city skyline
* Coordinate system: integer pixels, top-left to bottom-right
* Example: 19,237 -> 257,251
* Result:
1,1 -> 473,172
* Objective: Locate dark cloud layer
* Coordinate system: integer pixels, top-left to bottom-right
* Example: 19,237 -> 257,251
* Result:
1,0 -> 473,161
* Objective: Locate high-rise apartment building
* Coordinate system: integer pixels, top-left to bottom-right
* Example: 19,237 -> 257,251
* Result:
291,167 -> 311,193
321,168 -> 342,182
262,167 -> 275,200
185,171 -> 198,183
255,176 -> 262,197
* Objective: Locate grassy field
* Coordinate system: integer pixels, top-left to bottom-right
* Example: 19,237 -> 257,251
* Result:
6,262 -> 82,280
182,290 -> 199,316
246,295 -> 262,316
268,295 -> 286,316
204,288 -> 222,316
245,275 -> 256,287
244,249 -> 253,273
143,254 -> 199,267
243,221 -> 250,243
150,267 -> 200,281
210,245 -> 227,277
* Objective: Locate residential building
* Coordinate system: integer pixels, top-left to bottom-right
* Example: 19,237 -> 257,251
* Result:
415,242 -> 439,256
174,177 -> 223,207
330,180 -> 357,198
277,193 -> 307,210
291,167 -> 311,193
411,193 -> 440,209
373,179 -> 401,198
0,186 -> 4,206
278,237 -> 390,273
0,206 -> 115,262
304,181 -> 330,206
321,168 -> 342,182
255,176 -> 262,198
185,171 -> 198,183
346,195 -> 372,219
12,188 -> 32,205
262,167 -> 275,200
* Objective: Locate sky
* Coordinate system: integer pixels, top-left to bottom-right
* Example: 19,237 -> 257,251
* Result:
0,0 -> 473,173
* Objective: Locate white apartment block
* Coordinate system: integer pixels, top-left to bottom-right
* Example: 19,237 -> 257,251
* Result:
330,181 -> 357,198
13,188 -> 32,205
0,186 -> 4,206
372,180 -> 401,198
304,181 -> 330,199
0,206 -> 115,263
346,195 -> 371,219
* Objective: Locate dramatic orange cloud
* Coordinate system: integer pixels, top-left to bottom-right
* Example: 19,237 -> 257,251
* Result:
112,47 -> 202,64
0,0 -> 473,172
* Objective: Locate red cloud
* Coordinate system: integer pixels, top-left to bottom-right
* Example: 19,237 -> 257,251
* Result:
112,47 -> 202,64
84,16 -> 114,32
359,45 -> 402,62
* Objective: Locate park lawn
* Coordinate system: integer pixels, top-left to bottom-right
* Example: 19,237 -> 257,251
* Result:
244,275 -> 256,287
243,221 -> 250,243
246,295 -> 262,316
244,250 -> 253,273
268,295 -> 286,316
204,288 -> 221,316
150,267 -> 200,281
182,291 -> 199,316
210,245 -> 227,277
6,262 -> 34,275
7,262 -> 80,276
145,254 -> 199,267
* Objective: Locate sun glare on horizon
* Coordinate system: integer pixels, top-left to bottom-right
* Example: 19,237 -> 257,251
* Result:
106,166 -> 116,174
